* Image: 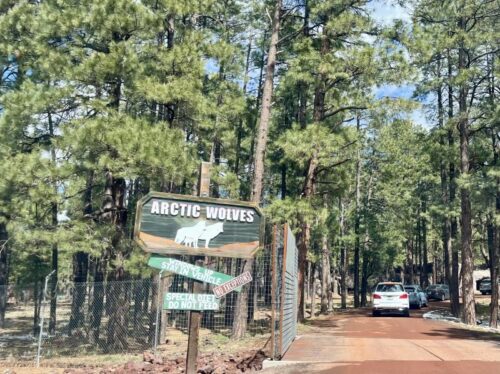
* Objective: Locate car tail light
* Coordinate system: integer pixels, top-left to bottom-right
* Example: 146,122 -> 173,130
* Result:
373,294 -> 381,299
399,293 -> 408,299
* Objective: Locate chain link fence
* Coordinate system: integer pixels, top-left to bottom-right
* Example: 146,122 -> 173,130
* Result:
0,248 -> 273,366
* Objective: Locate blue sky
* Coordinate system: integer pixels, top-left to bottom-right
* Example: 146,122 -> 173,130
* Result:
368,1 -> 431,128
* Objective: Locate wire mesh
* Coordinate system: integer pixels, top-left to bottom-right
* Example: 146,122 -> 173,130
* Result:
0,247 -> 274,366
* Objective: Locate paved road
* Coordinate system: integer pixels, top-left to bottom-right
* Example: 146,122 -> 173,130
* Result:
273,303 -> 500,374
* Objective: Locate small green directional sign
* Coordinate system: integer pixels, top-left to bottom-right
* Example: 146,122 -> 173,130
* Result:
148,255 -> 241,291
164,293 -> 220,311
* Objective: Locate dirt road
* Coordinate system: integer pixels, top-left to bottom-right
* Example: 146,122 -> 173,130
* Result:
271,303 -> 500,374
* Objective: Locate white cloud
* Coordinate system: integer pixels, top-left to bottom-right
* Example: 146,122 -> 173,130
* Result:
367,0 -> 411,26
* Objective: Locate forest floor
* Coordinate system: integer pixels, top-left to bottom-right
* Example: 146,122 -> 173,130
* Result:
267,298 -> 500,374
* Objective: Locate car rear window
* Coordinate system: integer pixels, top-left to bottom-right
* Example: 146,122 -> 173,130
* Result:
404,287 -> 415,292
376,284 -> 404,292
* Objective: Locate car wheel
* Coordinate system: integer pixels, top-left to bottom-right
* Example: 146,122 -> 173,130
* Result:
372,310 -> 380,317
481,291 -> 486,295
404,309 -> 410,317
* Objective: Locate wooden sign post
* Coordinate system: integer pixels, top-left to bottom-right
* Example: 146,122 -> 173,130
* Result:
187,162 -> 210,374
186,258 -> 203,374
136,161 -> 264,374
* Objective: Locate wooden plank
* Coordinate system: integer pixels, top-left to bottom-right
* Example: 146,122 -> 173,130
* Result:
199,162 -> 211,197
186,259 -> 204,374
186,166 -> 210,374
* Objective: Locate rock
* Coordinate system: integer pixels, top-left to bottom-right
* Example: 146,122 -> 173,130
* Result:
213,365 -> 227,374
153,356 -> 164,365
124,362 -> 147,372
143,351 -> 155,363
197,365 -> 214,374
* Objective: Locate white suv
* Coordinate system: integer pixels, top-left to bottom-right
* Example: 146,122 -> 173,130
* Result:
372,282 -> 410,317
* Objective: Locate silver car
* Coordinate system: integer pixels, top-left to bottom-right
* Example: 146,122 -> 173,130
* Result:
404,285 -> 428,309
372,282 -> 410,317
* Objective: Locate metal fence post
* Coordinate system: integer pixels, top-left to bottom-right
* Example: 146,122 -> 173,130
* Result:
154,269 -> 165,355
36,270 -> 55,368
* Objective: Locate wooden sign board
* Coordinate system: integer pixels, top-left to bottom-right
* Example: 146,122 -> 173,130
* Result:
213,271 -> 253,298
148,255 -> 241,291
164,293 -> 220,311
135,192 -> 263,258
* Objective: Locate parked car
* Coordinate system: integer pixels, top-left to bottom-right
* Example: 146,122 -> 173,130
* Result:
476,277 -> 490,291
372,282 -> 410,317
480,279 -> 492,295
404,285 -> 428,308
426,284 -> 450,301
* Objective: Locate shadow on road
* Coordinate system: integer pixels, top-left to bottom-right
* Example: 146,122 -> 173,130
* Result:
422,327 -> 500,342
264,360 -> 500,374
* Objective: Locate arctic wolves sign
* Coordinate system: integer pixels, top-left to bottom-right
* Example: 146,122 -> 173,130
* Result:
135,192 -> 263,258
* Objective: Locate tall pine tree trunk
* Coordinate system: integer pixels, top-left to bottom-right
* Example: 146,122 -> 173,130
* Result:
353,115 -> 361,307
457,25 -> 475,324
45,112 -> 59,335
250,0 -> 281,202
231,0 -> 282,340
320,231 -> 330,314
422,199 -> 429,287
360,175 -> 372,306
298,32 -> 329,320
448,50 -> 460,317
69,170 -> 93,335
339,199 -> 347,309
0,223 -> 8,327
88,256 -> 105,346
489,128 -> 499,327
437,59 -> 452,287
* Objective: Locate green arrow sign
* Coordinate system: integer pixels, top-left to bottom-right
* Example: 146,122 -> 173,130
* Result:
164,293 -> 220,311
148,255 -> 241,291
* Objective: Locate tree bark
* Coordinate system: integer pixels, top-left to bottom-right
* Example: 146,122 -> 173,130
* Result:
231,258 -> 254,338
448,50 -> 460,317
231,0 -> 282,340
354,115 -> 361,307
437,58 -> 452,287
489,127 -> 499,327
298,32 -> 330,320
47,112 -> 58,336
234,38 -> 253,176
0,223 -> 8,327
360,174 -> 373,306
69,170 -> 93,334
88,257 -> 105,345
251,0 -> 281,204
310,263 -> 317,317
339,199 -> 347,309
422,199 -> 429,288
320,231 -> 330,314
457,24 -> 475,325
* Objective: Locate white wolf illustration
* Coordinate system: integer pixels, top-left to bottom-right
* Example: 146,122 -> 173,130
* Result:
174,221 -> 224,248
174,221 -> 206,247
198,222 -> 224,248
